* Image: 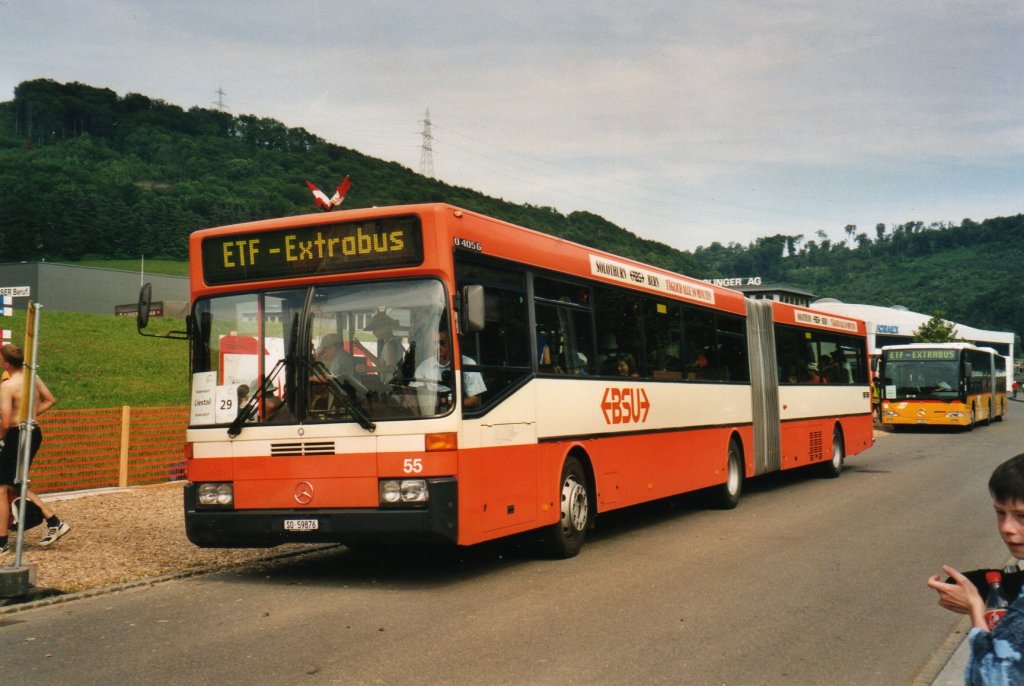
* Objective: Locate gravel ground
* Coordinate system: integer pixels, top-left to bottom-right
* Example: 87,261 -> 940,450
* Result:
7,482 -> 309,594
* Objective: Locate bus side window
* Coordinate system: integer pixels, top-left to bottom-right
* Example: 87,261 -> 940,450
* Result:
683,308 -> 716,380
454,259 -> 532,410
533,276 -> 594,376
717,313 -> 748,382
594,286 -> 643,377
643,300 -> 682,379
775,325 -> 807,385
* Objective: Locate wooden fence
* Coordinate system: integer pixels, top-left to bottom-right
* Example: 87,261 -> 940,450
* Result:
19,406 -> 189,494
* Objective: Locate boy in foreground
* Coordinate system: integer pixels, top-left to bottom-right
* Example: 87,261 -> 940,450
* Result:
927,452 -> 1024,684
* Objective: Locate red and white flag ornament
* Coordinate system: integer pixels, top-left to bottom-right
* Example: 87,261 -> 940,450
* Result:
305,176 -> 351,211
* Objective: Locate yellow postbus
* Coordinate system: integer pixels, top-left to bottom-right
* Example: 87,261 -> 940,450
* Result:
878,342 -> 1007,429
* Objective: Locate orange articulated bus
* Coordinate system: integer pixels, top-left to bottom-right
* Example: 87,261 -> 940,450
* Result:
164,203 -> 874,557
878,342 -> 1007,429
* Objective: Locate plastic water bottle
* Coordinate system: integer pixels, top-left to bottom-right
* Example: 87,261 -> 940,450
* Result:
984,571 -> 1009,630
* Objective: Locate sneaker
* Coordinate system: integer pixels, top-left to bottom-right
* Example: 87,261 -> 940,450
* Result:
40,520 -> 70,547
0,542 -> 9,555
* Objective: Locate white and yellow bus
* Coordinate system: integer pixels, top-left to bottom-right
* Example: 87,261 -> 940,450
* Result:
878,342 -> 1007,428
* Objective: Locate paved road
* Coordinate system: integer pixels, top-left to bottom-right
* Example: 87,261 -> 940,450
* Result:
1,419 -> 1020,684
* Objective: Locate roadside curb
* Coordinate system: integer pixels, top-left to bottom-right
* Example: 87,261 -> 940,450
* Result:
0,543 -> 341,616
930,634 -> 970,685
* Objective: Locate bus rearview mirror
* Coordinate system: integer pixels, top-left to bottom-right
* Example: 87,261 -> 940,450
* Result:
137,283 -> 153,331
460,285 -> 485,335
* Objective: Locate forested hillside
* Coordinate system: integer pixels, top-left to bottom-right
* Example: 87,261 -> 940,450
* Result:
1,78 -> 1021,339
694,216 -> 1024,338
0,79 -> 699,275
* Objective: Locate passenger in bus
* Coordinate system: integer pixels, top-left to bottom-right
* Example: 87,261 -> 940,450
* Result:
818,355 -> 834,382
833,350 -> 853,383
573,351 -> 591,375
596,334 -> 620,374
414,328 -> 486,410
539,337 -> 561,374
616,354 -> 639,378
802,362 -> 823,384
310,333 -> 365,410
316,333 -> 355,379
366,309 -> 405,381
819,351 -> 850,384
687,349 -> 711,380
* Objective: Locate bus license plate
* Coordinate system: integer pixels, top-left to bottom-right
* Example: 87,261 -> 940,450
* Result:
284,519 -> 319,532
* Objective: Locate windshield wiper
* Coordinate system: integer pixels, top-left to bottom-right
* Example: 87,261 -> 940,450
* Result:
228,358 -> 287,438
308,358 -> 377,432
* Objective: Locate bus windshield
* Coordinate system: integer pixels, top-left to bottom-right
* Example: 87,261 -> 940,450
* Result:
882,356 -> 961,400
190,278 -> 451,429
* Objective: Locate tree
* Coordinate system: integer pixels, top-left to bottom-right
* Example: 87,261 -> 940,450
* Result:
785,234 -> 803,257
913,311 -> 960,343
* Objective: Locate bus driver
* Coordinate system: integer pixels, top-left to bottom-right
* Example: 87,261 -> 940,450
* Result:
414,327 -> 485,412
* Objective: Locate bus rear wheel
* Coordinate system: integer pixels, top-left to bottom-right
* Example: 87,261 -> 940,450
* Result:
819,425 -> 844,479
709,439 -> 743,509
540,456 -> 591,559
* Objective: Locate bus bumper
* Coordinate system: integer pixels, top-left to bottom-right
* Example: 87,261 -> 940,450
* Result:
183,479 -> 458,548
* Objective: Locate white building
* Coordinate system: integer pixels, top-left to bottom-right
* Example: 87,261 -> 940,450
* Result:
809,299 -> 1015,387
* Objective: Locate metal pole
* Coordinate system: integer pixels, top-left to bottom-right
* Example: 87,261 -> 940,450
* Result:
12,303 -> 41,568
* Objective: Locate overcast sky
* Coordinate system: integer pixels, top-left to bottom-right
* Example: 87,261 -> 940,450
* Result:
2,1 -> 1022,252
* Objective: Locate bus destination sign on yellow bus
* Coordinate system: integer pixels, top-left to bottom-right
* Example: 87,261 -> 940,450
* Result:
201,216 -> 424,285
886,349 -> 957,361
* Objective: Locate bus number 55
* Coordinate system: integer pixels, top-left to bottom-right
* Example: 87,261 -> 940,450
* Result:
403,458 -> 423,474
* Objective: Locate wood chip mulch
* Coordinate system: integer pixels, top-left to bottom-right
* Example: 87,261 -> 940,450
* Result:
8,482 -> 308,593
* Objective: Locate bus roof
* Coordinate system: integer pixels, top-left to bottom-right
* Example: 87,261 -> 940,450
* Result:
188,203 -> 867,336
189,203 -> 750,313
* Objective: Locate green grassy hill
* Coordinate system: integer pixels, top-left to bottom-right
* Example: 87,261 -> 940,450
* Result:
5,305 -> 188,410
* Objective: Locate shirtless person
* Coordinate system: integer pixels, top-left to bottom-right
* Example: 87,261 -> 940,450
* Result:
0,343 -> 69,554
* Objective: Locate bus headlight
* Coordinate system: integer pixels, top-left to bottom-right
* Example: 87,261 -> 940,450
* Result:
380,479 -> 429,507
197,482 -> 234,508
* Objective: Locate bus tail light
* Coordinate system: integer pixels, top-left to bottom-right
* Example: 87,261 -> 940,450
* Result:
197,483 -> 234,508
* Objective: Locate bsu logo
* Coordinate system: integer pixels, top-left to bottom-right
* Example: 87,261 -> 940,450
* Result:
600,387 -> 651,424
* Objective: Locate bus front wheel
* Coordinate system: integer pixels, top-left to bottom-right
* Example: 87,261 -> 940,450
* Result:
541,456 -> 591,559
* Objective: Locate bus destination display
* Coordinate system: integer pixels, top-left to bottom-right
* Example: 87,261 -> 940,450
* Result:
885,349 -> 957,361
202,216 -> 423,285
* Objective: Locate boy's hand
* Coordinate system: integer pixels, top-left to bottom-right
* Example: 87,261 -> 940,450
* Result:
927,565 -> 987,628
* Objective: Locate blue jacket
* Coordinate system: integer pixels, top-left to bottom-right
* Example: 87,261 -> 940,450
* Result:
967,584 -> 1024,685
